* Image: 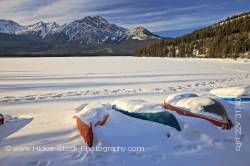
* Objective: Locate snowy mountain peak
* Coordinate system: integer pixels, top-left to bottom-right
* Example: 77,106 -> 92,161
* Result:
31,21 -> 59,28
61,16 -> 129,44
129,26 -> 159,40
81,16 -> 109,25
33,21 -> 45,26
0,16 -> 161,45
132,26 -> 147,32
0,19 -> 25,34
18,21 -> 61,38
0,19 -> 19,25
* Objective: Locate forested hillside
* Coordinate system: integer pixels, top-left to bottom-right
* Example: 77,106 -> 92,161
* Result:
134,11 -> 250,58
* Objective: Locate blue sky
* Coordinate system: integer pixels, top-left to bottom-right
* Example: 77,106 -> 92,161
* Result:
0,0 -> 249,37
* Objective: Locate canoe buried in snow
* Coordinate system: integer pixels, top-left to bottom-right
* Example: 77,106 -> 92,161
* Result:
163,100 -> 233,130
210,86 -> 250,102
112,105 -> 181,131
221,97 -> 250,102
73,113 -> 109,147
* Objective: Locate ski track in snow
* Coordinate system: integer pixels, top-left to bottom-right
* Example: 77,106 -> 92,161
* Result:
0,73 -> 248,104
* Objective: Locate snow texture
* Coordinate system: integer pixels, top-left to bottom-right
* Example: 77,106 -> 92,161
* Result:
0,57 -> 249,166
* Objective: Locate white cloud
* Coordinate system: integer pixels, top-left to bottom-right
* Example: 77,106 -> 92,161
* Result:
118,16 -> 216,32
0,0 -> 129,25
0,0 -> 247,34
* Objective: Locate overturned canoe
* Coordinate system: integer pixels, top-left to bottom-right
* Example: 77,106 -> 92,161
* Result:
73,112 -> 109,147
112,105 -> 181,131
221,97 -> 250,102
210,86 -> 250,102
163,97 -> 233,130
73,116 -> 94,147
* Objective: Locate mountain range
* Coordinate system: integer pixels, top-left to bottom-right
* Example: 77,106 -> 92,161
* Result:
0,16 -> 160,55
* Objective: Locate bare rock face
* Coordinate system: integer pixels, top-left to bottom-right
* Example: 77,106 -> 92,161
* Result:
129,26 -> 160,40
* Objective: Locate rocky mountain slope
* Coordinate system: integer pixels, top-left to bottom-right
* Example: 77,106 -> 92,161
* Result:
0,16 -> 160,55
0,19 -> 25,34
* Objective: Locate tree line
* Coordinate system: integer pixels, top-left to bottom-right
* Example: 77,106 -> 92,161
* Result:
134,11 -> 250,58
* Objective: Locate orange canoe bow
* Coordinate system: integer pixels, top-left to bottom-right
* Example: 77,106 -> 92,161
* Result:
163,101 -> 232,130
73,116 -> 94,147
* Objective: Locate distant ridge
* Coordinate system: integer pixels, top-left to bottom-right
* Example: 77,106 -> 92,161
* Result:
0,16 -> 161,55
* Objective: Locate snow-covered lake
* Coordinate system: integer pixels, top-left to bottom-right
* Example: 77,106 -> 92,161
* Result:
0,57 -> 249,166
0,57 -> 249,102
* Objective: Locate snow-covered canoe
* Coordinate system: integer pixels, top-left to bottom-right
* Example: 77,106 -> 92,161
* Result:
111,99 -> 181,131
74,101 -> 182,147
111,105 -> 181,131
73,104 -> 110,147
220,97 -> 250,102
210,86 -> 250,102
163,93 -> 233,130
